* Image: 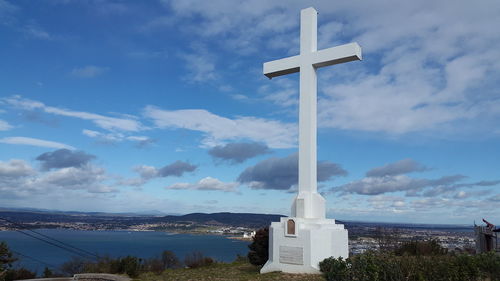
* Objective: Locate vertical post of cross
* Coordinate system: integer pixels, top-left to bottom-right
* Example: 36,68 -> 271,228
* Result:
299,8 -> 318,199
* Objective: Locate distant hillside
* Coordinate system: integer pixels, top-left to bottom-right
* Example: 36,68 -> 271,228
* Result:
160,212 -> 285,228
0,209 -> 285,229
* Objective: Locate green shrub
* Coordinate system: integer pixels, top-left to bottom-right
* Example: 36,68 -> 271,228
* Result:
0,242 -> 17,281
4,268 -> 36,281
476,252 -> 500,281
233,254 -> 249,263
43,266 -> 53,278
247,227 -> 268,266
395,239 -> 447,256
184,251 -> 214,269
118,256 -> 142,277
319,257 -> 349,281
143,257 -> 164,274
60,256 -> 87,275
161,250 -> 181,269
320,252 -> 500,281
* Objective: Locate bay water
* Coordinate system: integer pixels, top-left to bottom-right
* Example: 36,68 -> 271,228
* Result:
0,229 -> 250,274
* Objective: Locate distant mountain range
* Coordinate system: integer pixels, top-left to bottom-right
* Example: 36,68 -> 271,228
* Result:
0,208 -> 285,229
0,207 -> 473,232
0,207 -> 174,217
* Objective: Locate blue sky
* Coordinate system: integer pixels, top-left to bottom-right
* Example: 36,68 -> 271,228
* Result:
1,0 -> 499,224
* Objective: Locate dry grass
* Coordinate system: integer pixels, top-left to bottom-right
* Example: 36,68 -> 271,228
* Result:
136,261 -> 324,281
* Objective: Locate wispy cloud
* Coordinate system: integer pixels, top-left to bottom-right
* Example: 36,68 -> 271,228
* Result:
178,47 -> 217,83
165,177 -> 238,192
70,65 -> 109,78
23,23 -> 51,40
0,137 -> 75,150
82,129 -> 153,146
0,119 -> 12,131
0,0 -> 18,15
0,1 -> 53,40
143,105 -> 297,148
164,0 -> 500,138
333,159 -> 500,198
4,96 -> 143,132
366,159 -> 429,177
121,161 -> 197,187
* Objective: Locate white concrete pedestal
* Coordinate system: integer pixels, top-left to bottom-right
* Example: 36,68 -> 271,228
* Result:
260,217 -> 348,274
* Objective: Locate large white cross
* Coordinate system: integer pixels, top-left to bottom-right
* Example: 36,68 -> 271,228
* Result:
264,7 -> 361,218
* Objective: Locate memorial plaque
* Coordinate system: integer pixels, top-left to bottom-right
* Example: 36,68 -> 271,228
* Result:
287,219 -> 296,235
279,246 -> 303,265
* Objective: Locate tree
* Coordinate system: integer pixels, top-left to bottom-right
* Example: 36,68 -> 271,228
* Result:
4,268 -> 36,281
43,267 -> 53,278
374,227 -> 402,252
247,227 -> 269,266
395,239 -> 447,256
0,242 -> 17,281
118,256 -> 142,278
143,257 -> 163,274
161,250 -> 181,269
184,251 -> 213,268
60,256 -> 86,275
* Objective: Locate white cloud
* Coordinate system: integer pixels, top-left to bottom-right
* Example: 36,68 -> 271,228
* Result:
166,177 -> 238,192
178,47 -> 217,83
0,119 -> 12,131
0,137 -> 75,150
134,165 -> 158,180
82,129 -> 152,145
37,165 -> 116,193
143,105 -> 297,148
4,96 -> 142,132
259,77 -> 298,108
165,0 -> 500,137
0,0 -> 18,14
334,159 -> 499,198
366,159 -> 428,177
337,174 -> 428,196
315,2 -> 499,136
121,161 -> 197,187
0,159 -> 35,178
24,23 -> 51,40
167,0 -> 300,54
0,159 -> 117,201
70,65 -> 109,78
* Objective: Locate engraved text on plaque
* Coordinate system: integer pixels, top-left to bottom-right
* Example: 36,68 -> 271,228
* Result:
279,246 -> 304,265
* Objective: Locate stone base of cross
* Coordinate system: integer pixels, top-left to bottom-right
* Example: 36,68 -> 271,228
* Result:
261,217 -> 348,274
260,7 -> 361,274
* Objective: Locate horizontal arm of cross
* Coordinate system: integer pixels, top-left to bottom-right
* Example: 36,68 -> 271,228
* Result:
263,55 -> 300,79
312,42 -> 362,69
263,42 -> 362,79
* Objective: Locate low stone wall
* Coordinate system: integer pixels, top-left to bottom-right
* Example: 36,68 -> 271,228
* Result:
16,273 -> 131,281
73,274 -> 131,281
16,277 -> 73,281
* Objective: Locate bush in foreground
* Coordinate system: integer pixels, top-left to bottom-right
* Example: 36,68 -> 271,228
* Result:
320,251 -> 500,281
395,239 -> 448,256
4,268 -> 36,281
60,250 -> 186,277
162,250 -> 181,269
1,242 -> 17,281
248,227 -> 269,266
184,251 -> 214,269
